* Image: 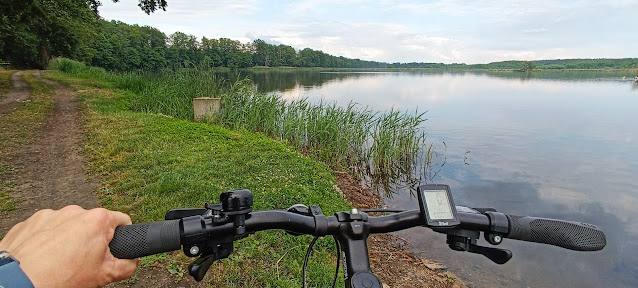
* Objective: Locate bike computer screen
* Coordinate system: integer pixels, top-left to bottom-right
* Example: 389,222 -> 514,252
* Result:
417,184 -> 460,227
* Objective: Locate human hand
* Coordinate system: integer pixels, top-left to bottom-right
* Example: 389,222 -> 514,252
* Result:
0,205 -> 138,287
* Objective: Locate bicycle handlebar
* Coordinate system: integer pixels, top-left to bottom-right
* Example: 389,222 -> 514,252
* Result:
109,209 -> 606,259
107,188 -> 607,287
506,215 -> 606,251
110,220 -> 181,259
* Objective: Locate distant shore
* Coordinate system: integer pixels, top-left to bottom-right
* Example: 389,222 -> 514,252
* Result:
242,66 -> 638,73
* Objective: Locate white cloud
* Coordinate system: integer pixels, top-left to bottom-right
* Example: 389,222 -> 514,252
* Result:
522,28 -> 549,34
102,0 -> 259,17
98,0 -> 638,64
248,20 -> 578,63
247,22 -> 462,62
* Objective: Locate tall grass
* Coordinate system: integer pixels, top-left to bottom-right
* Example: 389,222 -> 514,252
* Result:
214,77 -> 429,190
367,109 -> 427,188
49,58 -> 230,119
50,58 -> 432,191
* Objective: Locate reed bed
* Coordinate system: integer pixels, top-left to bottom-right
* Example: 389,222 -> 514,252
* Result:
216,79 -> 429,189
49,58 -> 431,191
49,58 -> 229,119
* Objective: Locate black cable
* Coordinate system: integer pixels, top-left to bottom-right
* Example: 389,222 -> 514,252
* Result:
302,236 -> 319,288
331,236 -> 341,288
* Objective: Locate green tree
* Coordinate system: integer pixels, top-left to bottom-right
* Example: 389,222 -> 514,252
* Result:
276,45 -> 297,67
0,0 -> 99,68
200,37 -> 221,67
0,0 -> 169,68
218,38 -> 242,67
298,48 -> 320,67
252,39 -> 272,66
521,61 -> 536,72
89,20 -> 167,71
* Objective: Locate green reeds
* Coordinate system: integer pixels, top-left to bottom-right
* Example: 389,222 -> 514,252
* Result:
367,109 -> 427,189
49,58 -> 229,120
130,70 -> 229,120
214,80 -> 429,190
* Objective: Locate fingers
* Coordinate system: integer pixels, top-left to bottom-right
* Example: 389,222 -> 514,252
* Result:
108,210 -> 133,227
112,258 -> 139,281
102,245 -> 139,285
91,208 -> 139,286
101,257 -> 139,285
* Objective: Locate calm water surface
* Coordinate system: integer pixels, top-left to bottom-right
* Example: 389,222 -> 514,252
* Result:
226,70 -> 638,287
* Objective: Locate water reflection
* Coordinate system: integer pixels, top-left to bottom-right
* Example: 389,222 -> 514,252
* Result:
216,70 -> 638,287
218,70 -> 374,92
217,70 -> 638,93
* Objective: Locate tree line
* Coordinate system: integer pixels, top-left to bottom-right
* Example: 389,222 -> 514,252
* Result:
387,59 -> 638,70
88,20 -> 387,71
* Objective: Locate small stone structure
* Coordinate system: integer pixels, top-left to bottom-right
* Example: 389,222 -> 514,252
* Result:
193,97 -> 220,122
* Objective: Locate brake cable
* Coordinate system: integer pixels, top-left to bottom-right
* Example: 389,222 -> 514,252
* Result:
302,235 -> 341,288
331,236 -> 341,288
302,236 -> 319,288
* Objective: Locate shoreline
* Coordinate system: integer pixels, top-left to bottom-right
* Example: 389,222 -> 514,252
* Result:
242,66 -> 638,73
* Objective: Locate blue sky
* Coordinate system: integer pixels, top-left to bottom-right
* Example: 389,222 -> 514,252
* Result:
99,0 -> 638,64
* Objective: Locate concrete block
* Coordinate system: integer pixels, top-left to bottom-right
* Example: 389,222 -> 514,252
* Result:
193,97 -> 220,122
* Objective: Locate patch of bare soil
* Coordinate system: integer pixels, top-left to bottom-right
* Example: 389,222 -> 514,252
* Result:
0,71 -> 99,234
109,265 -> 203,288
0,71 -> 30,114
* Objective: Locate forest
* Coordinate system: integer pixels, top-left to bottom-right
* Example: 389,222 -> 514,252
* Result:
1,0 -> 637,71
88,20 -> 386,70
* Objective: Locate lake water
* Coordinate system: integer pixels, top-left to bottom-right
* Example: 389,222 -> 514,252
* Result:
223,70 -> 638,288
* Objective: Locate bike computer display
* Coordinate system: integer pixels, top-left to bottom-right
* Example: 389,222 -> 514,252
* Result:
417,184 -> 460,227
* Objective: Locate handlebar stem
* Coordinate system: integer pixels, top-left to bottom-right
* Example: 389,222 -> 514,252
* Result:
334,212 -> 383,288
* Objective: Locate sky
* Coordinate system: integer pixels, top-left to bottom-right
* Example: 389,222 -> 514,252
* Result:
98,0 -> 638,64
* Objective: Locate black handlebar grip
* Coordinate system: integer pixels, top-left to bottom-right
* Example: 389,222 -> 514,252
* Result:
506,215 -> 606,251
109,220 -> 182,259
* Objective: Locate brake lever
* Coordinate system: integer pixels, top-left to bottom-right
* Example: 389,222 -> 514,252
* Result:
189,242 -> 234,281
467,244 -> 512,264
444,229 -> 513,264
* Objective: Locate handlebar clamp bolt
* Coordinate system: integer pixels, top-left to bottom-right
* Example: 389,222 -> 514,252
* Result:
189,246 -> 200,256
485,233 -> 503,245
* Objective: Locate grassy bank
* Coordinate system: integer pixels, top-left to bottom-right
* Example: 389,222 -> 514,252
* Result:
48,58 -> 430,191
0,71 -> 56,211
0,70 -> 13,95
43,70 -> 350,287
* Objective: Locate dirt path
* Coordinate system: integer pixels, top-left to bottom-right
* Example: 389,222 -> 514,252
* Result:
0,71 -> 99,234
0,71 -> 192,287
0,71 -> 30,114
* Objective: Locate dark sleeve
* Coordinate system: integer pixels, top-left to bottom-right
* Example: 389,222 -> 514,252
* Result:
0,261 -> 35,288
